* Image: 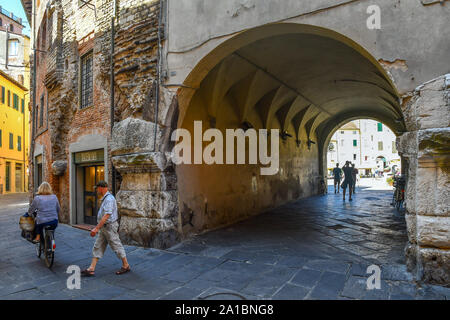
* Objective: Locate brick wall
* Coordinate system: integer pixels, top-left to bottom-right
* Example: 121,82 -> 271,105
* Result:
30,0 -> 162,224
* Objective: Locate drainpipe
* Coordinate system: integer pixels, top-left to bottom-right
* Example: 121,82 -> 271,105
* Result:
23,93 -> 29,192
153,0 -> 163,151
30,0 -> 37,195
110,0 -> 116,195
5,24 -> 9,69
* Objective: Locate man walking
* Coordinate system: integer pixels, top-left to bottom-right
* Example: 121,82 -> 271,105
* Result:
82,181 -> 130,276
351,163 -> 358,194
332,163 -> 343,193
341,161 -> 353,201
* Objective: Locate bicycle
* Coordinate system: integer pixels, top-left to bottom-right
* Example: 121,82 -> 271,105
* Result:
391,175 -> 406,212
21,211 -> 56,269
35,226 -> 56,268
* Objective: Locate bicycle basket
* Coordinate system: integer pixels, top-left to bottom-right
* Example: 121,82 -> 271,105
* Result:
19,214 -> 35,232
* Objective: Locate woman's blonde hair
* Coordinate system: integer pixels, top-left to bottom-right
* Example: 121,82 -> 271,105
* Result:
37,182 -> 53,195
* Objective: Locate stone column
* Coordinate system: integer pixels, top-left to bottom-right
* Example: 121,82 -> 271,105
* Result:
111,117 -> 180,249
398,74 -> 450,285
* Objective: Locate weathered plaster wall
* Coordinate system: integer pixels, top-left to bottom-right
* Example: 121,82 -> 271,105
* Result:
167,0 -> 450,95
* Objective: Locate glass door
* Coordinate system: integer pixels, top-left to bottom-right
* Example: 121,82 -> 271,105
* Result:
83,165 -> 105,225
15,164 -> 22,192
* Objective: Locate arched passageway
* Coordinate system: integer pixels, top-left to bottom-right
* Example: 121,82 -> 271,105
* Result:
175,23 -> 406,234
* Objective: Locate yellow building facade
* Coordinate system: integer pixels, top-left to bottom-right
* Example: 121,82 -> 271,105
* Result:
0,70 -> 29,194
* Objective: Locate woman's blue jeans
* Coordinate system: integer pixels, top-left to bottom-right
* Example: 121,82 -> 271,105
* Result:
35,220 -> 58,237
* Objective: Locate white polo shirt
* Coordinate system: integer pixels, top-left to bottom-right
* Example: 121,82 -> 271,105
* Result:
97,191 -> 118,224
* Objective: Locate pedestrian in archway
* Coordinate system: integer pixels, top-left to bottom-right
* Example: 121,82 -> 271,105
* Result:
333,163 -> 342,194
81,181 -> 131,276
341,161 -> 353,201
351,163 -> 358,194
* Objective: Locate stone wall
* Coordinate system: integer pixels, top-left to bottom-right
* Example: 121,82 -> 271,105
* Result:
30,0 -> 178,244
108,0 -> 181,248
398,74 -> 450,285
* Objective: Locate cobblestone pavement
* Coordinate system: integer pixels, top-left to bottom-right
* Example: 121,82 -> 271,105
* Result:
1,182 -> 449,300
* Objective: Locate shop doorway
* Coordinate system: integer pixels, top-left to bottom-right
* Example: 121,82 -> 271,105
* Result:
82,165 -> 105,225
74,149 -> 105,226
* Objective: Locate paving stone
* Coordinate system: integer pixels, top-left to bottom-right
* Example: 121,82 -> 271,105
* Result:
184,278 -> 217,291
260,265 -> 298,282
340,276 -> 367,299
381,264 -> 414,281
0,189 -> 447,300
349,263 -> 371,277
276,256 -> 308,268
133,278 -> 184,299
3,288 -> 42,300
336,244 -> 376,256
159,287 -> 204,300
272,284 -> 310,300
197,287 -> 252,300
303,259 -> 350,274
162,267 -> 203,283
308,271 -> 347,299
200,246 -> 234,258
290,269 -> 322,289
241,277 -> 286,298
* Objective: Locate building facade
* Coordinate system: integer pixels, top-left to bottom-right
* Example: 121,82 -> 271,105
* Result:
0,6 -> 30,195
0,6 -> 30,87
327,119 -> 400,176
21,0 -> 450,284
0,70 -> 29,194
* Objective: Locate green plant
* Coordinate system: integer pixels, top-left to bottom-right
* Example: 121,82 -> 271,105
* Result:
386,177 -> 394,186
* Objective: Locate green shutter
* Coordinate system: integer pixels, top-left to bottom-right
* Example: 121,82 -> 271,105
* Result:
18,136 -> 21,151
9,133 -> 13,149
21,99 -> 24,113
353,140 -> 357,146
1,87 -> 4,103
377,122 -> 383,132
13,94 -> 18,110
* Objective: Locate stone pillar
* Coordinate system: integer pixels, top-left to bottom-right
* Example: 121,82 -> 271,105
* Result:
398,74 -> 450,285
111,118 -> 180,249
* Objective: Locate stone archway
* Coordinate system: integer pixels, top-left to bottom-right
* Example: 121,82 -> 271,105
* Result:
110,22 -> 449,285
317,114 -> 404,179
174,23 -> 404,236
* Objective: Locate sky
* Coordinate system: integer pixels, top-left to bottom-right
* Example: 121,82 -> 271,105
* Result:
0,0 -> 31,36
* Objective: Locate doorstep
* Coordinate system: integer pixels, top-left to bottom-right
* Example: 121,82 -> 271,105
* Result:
72,224 -> 95,231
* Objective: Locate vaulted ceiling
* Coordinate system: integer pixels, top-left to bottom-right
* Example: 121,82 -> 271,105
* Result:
183,32 -> 404,143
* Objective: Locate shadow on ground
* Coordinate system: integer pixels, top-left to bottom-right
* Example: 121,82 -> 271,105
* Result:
0,185 -> 448,300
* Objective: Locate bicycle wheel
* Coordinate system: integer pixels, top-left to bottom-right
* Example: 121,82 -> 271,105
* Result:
44,232 -> 54,268
36,240 -> 42,258
396,199 -> 403,212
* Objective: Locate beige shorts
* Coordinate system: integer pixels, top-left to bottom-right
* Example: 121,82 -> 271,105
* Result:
92,221 -> 126,259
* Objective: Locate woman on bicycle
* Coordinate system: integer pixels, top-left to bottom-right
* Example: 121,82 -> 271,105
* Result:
29,182 -> 60,243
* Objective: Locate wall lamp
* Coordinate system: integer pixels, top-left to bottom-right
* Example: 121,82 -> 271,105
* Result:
240,121 -> 253,131
307,139 -> 316,150
281,131 -> 292,140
